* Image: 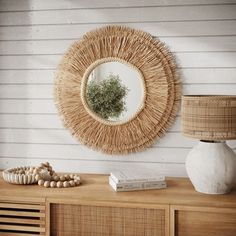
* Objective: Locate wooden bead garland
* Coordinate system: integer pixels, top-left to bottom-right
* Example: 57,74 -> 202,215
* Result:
36,162 -> 81,188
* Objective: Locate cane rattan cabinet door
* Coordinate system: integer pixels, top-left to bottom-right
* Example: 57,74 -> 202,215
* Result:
171,205 -> 236,236
50,203 -> 169,236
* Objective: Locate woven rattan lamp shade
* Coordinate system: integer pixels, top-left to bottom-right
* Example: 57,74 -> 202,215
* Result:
181,95 -> 236,140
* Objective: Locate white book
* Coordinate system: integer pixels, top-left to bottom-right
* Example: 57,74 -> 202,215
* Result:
110,170 -> 165,184
114,178 -> 167,188
109,176 -> 167,192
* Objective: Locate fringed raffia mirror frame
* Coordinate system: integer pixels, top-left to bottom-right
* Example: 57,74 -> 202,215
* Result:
54,26 -> 181,154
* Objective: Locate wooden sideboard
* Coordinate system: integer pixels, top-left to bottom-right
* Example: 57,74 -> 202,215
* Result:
0,173 -> 236,236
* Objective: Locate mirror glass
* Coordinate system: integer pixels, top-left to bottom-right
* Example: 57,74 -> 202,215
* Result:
85,61 -> 145,122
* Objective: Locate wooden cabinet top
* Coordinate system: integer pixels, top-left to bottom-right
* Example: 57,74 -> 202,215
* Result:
1,173 -> 236,208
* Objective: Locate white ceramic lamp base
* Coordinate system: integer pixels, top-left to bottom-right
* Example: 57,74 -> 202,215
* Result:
186,141 -> 236,194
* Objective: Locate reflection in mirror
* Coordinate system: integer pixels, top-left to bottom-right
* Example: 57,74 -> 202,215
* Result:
86,61 -> 145,122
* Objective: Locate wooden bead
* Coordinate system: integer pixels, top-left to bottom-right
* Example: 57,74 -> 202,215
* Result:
60,175 -> 65,181
69,180 -> 75,187
69,174 -> 74,179
64,175 -> 70,181
52,173 -> 57,178
57,181 -> 63,188
63,181 -> 69,188
74,176 -> 81,181
50,181 -> 56,188
44,181 -> 50,188
50,172 -> 55,177
53,175 -> 60,181
38,179 -> 44,186
74,180 -> 80,186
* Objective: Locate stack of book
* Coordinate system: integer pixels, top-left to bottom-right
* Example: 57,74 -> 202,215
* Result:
109,170 -> 167,192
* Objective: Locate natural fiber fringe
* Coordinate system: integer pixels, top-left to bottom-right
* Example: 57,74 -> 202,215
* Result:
54,25 -> 181,154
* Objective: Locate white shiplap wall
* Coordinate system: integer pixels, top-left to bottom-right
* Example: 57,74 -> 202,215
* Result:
0,0 -> 235,176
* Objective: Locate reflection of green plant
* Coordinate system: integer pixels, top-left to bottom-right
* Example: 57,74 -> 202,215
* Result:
86,74 -> 128,120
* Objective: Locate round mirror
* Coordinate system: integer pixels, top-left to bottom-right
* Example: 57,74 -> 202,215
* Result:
82,60 -> 146,124
55,26 -> 181,154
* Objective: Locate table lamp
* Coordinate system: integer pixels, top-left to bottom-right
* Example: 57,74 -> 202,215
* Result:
181,95 -> 236,194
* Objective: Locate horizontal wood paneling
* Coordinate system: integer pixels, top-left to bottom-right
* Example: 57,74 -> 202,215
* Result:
1,0 -> 236,11
181,68 -> 236,84
0,114 -> 64,129
0,128 -> 235,149
0,143 -> 187,163
0,129 -> 193,147
0,84 -> 53,98
0,157 -> 187,176
1,5 -> 236,26
1,21 -> 236,40
0,1 -> 235,176
0,99 -> 57,114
